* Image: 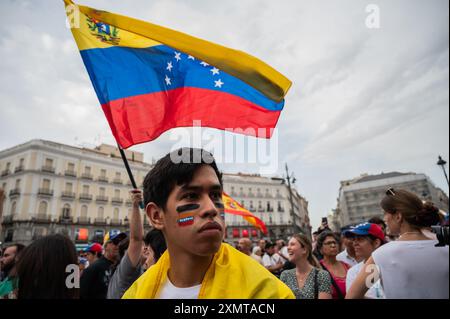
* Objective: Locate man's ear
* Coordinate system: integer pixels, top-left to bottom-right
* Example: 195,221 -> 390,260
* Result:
146,202 -> 165,230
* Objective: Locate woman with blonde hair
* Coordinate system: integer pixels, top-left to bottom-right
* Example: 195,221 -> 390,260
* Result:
347,188 -> 449,299
280,234 -> 332,299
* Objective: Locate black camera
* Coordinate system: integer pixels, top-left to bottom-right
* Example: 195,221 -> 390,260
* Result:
431,226 -> 449,247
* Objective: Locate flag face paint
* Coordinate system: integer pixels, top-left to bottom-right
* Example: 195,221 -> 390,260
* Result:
176,204 -> 199,227
176,204 -> 200,214
177,212 -> 195,227
215,202 -> 226,220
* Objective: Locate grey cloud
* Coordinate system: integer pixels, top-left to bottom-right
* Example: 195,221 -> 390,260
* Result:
0,0 -> 448,229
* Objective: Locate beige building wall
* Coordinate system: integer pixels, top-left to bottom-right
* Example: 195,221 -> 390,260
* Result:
0,140 -> 153,245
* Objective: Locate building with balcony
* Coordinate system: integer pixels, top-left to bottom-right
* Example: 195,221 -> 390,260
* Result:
0,140 -> 313,246
333,172 -> 449,230
222,173 -> 312,245
0,140 -> 152,245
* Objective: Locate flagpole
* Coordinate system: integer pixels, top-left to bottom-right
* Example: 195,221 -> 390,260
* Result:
118,144 -> 145,209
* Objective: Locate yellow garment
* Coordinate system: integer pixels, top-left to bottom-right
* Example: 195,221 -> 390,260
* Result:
122,243 -> 295,299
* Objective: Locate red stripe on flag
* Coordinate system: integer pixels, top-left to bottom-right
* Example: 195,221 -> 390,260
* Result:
101,87 -> 281,149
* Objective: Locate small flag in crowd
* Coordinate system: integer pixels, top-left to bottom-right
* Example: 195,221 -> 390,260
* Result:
64,0 -> 292,149
222,193 -> 268,235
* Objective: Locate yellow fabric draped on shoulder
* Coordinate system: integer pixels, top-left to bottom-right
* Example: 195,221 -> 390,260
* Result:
122,243 -> 295,299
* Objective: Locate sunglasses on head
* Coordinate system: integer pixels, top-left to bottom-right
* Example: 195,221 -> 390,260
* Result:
386,188 -> 396,196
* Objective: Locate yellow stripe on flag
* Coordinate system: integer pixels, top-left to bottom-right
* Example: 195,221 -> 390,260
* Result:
63,0 -> 292,103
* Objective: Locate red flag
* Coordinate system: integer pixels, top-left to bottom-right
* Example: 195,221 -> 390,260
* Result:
222,193 -> 268,235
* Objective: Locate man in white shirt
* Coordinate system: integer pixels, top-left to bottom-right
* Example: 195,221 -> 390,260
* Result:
336,230 -> 359,267
262,242 -> 284,277
276,239 -> 289,263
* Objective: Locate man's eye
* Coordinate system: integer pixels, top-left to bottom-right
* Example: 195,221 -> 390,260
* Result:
183,193 -> 199,200
211,192 -> 222,200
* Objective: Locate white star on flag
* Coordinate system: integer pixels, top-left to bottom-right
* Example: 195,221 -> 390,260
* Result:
174,52 -> 182,61
188,55 -> 195,60
214,79 -> 224,88
165,75 -> 172,86
166,62 -> 173,72
200,61 -> 209,67
211,67 -> 220,75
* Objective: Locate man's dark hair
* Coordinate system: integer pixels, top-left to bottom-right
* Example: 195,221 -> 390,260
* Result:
144,229 -> 167,263
368,216 -> 387,230
118,238 -> 130,261
143,148 -> 223,209
16,234 -> 79,299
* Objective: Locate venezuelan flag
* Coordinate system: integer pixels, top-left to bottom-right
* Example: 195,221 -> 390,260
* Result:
222,193 -> 268,235
64,1 -> 292,149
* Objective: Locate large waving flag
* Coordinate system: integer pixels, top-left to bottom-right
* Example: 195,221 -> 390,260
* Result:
222,193 -> 268,235
64,1 -> 292,149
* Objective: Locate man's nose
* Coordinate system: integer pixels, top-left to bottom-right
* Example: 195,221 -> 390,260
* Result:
198,196 -> 219,218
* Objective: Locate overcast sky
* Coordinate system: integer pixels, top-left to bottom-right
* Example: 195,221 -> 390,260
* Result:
0,0 -> 448,229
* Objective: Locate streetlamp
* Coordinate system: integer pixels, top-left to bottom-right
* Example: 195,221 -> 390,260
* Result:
437,156 -> 449,188
284,164 -> 300,236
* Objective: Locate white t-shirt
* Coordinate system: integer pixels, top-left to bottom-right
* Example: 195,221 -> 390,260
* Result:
158,278 -> 202,299
336,249 -> 358,267
278,246 -> 289,263
372,240 -> 449,299
262,253 -> 282,268
346,262 -> 385,299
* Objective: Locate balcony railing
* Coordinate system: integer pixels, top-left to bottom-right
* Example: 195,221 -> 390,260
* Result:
14,166 -> 24,173
34,214 -> 51,223
96,196 -> 109,203
61,191 -> 76,200
65,170 -> 77,177
98,176 -> 109,183
125,200 -> 132,207
38,188 -> 54,197
94,218 -> 107,225
78,217 -> 91,225
9,188 -> 21,197
79,194 -> 93,201
42,166 -> 55,173
111,198 -> 124,205
2,215 -> 14,224
59,216 -> 73,224
110,219 -> 122,226
81,173 -> 93,180
1,169 -> 10,177
113,179 -> 123,185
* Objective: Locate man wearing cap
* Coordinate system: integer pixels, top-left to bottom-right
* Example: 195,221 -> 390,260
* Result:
345,223 -> 385,299
80,231 -> 127,299
84,243 -> 103,267
336,227 -> 359,267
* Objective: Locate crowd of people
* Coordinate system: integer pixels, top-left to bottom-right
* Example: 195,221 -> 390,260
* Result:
0,148 -> 448,299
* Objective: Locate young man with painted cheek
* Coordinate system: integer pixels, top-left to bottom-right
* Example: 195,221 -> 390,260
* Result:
122,148 -> 294,299
160,164 -> 226,259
